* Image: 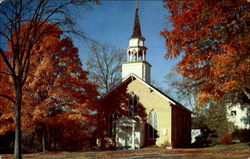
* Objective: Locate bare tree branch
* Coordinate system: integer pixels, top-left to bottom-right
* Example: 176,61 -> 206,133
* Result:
86,42 -> 126,94
0,1 -> 99,158
0,94 -> 15,104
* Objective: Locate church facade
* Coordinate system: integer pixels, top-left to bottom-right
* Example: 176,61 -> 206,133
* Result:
100,8 -> 191,149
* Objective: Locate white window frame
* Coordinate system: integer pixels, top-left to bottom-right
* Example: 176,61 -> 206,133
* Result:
128,93 -> 138,117
148,109 -> 158,139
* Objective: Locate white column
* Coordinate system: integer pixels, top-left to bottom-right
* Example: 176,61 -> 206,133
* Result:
142,51 -> 145,61
132,124 -> 135,149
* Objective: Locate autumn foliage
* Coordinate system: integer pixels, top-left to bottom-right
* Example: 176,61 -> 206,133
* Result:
0,22 -> 99,150
161,0 -> 250,105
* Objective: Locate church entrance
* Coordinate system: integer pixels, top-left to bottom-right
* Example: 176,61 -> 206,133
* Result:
114,117 -> 145,149
121,126 -> 133,149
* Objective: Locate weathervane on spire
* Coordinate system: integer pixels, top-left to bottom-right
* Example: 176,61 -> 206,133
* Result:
136,0 -> 138,9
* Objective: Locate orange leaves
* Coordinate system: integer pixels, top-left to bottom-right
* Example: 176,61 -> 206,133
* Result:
0,107 -> 14,135
0,121 -> 15,135
23,23 -> 99,134
162,0 -> 250,104
219,81 -> 237,91
219,43 -> 238,55
0,22 -> 99,137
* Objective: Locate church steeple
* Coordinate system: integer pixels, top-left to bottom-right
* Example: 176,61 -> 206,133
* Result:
127,8 -> 147,62
131,8 -> 144,40
122,7 -> 151,83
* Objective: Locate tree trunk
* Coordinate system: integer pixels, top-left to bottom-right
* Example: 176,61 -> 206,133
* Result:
42,131 -> 46,152
52,128 -> 55,151
14,82 -> 22,159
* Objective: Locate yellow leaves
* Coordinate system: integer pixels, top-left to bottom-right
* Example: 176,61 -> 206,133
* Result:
197,92 -> 212,106
0,113 -> 13,120
0,111 -> 14,134
67,113 -> 83,121
27,101 -> 48,124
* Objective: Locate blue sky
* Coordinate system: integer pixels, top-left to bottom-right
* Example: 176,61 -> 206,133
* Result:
0,0 -> 188,107
73,0 -> 180,91
0,0 -> 180,98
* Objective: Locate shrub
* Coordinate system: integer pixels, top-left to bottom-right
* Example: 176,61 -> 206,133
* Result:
232,129 -> 250,142
220,134 -> 232,145
103,137 -> 115,150
207,133 -> 220,146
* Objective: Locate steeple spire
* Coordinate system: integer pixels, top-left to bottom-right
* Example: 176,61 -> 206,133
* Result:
122,4 -> 151,83
131,8 -> 144,40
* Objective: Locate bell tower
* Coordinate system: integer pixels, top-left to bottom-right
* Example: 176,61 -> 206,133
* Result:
122,8 -> 151,83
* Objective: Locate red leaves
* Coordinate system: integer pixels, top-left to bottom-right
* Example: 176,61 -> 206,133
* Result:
161,0 -> 250,105
0,22 -> 99,136
23,23 -> 99,136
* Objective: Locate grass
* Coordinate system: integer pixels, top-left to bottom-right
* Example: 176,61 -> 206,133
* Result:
1,143 -> 250,159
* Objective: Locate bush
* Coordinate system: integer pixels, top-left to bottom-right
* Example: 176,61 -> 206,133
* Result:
207,133 -> 220,146
220,134 -> 232,145
232,129 -> 250,142
103,137 -> 115,150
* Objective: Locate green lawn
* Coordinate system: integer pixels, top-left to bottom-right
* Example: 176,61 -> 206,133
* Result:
1,143 -> 250,159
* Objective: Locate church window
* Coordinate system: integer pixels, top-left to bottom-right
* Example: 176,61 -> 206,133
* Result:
108,112 -> 117,138
128,93 -> 138,117
148,110 -> 157,139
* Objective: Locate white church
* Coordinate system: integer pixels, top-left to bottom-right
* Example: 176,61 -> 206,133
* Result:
99,7 -> 191,149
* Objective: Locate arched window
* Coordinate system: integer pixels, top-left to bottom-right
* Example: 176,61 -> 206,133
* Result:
128,93 -> 138,117
108,112 -> 116,138
148,110 -> 157,139
138,50 -> 142,61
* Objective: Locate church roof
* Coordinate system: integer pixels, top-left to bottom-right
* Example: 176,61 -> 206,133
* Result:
101,74 -> 192,113
130,8 -> 145,40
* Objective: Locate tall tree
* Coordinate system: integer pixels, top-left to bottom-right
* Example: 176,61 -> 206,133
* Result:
0,0 -> 98,158
161,0 -> 250,105
23,23 -> 99,151
0,22 -> 99,152
204,101 -> 234,144
165,72 -> 198,110
86,42 -> 126,94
